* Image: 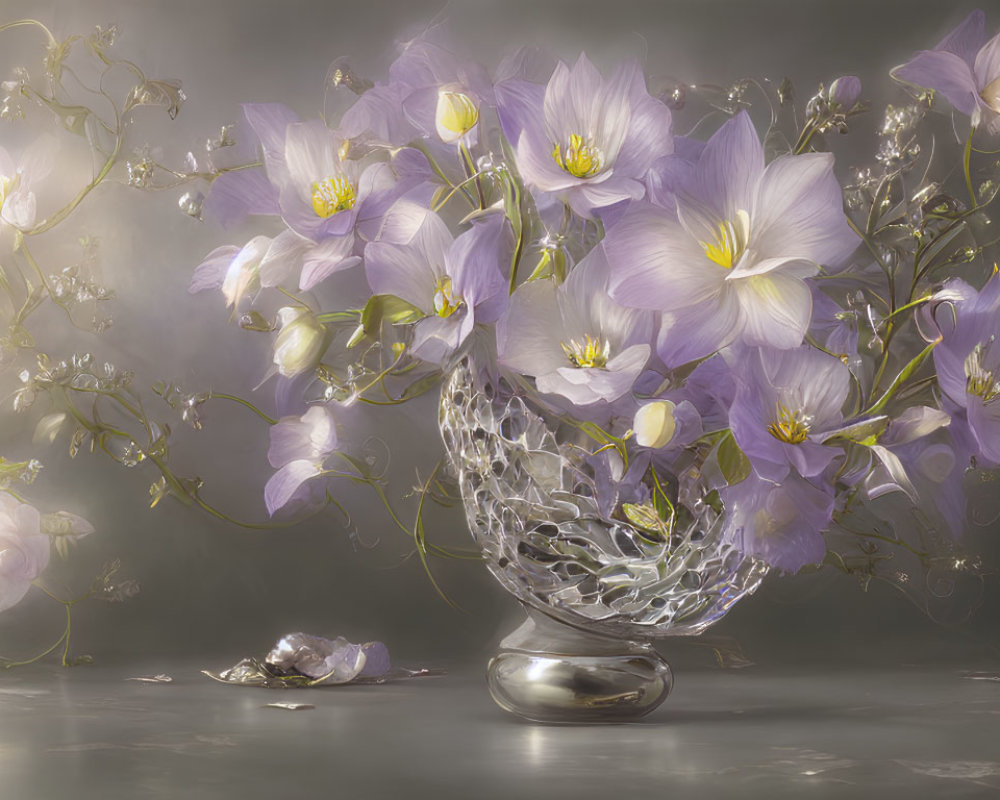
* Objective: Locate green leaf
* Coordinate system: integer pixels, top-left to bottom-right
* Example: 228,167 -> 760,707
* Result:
715,431 -> 751,486
351,294 -> 425,348
821,415 -> 889,446
622,502 -> 670,541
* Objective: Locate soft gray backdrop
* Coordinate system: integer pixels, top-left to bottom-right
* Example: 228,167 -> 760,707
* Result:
0,0 -> 996,672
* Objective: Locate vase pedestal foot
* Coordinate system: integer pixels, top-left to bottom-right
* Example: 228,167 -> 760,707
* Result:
486,609 -> 673,723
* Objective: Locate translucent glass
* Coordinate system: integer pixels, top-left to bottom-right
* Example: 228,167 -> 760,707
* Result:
439,355 -> 769,720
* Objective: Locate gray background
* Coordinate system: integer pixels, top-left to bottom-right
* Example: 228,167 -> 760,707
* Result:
0,0 -> 997,674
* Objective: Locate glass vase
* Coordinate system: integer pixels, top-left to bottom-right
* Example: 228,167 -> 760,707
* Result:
439,354 -> 768,722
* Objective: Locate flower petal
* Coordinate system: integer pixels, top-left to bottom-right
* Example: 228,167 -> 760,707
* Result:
265,460 -> 322,516
735,272 -> 812,350
750,152 -> 857,270
894,50 -> 982,116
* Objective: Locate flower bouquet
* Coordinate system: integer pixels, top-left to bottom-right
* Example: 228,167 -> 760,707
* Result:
2,8 -> 999,720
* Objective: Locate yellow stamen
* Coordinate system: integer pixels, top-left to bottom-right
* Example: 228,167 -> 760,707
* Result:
561,334 -> 610,368
767,403 -> 812,444
966,340 -> 1000,403
552,133 -> 603,178
700,209 -> 751,269
311,176 -> 356,218
433,276 -> 462,318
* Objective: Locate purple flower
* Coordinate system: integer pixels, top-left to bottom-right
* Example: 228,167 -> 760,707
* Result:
495,53 -> 673,218
921,273 -> 1000,464
365,202 -> 510,365
605,111 -> 857,366
339,23 -> 493,147
728,345 -> 850,482
894,10 -> 1000,131
265,405 -> 339,515
242,104 -> 403,246
721,471 -> 833,573
497,245 -> 653,406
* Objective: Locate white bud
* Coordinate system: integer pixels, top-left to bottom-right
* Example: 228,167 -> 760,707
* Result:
273,307 -> 327,378
633,400 -> 677,449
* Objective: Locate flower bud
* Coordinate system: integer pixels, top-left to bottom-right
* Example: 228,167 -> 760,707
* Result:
633,400 -> 677,449
829,76 -> 861,112
273,307 -> 327,378
435,87 -> 479,144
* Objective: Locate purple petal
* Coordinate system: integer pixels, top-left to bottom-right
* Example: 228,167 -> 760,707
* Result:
614,89 -> 673,178
242,103 -> 298,181
497,279 -> 566,376
936,10 -> 986,65
339,83 -> 416,146
559,245 -> 653,352
894,50 -> 982,116
690,110 -> 763,221
722,473 -> 831,573
606,202 -> 725,311
409,312 -> 470,364
189,246 -> 239,294
967,395 -> 1000,462
301,244 -> 360,291
644,154 -> 693,212
656,287 -> 743,366
830,76 -> 862,110
203,168 -> 280,227
495,78 -> 547,145
750,152 -> 858,270
265,460 -> 322,516
447,214 -> 510,320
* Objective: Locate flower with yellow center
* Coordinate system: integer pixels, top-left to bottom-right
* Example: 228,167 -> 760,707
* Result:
561,334 -> 611,369
552,133 -> 604,179
767,403 -> 812,444
311,175 -> 356,218
435,89 -> 479,144
965,340 -> 1000,403
432,275 -> 463,318
700,209 -> 751,269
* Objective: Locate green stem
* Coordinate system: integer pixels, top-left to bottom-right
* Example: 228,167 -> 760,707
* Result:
865,340 -> 937,415
459,142 -> 485,209
793,120 -> 818,155
209,392 -> 278,425
963,125 -> 977,208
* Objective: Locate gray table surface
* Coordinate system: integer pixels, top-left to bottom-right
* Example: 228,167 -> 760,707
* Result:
2,660 -> 999,800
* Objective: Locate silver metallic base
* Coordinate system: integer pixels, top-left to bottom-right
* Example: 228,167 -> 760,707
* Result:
487,609 -> 673,723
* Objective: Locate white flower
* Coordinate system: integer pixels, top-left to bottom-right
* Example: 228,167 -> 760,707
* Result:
0,494 -> 49,613
0,136 -> 55,231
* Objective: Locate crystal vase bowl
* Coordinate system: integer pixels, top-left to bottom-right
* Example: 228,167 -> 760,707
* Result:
439,355 -> 769,722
